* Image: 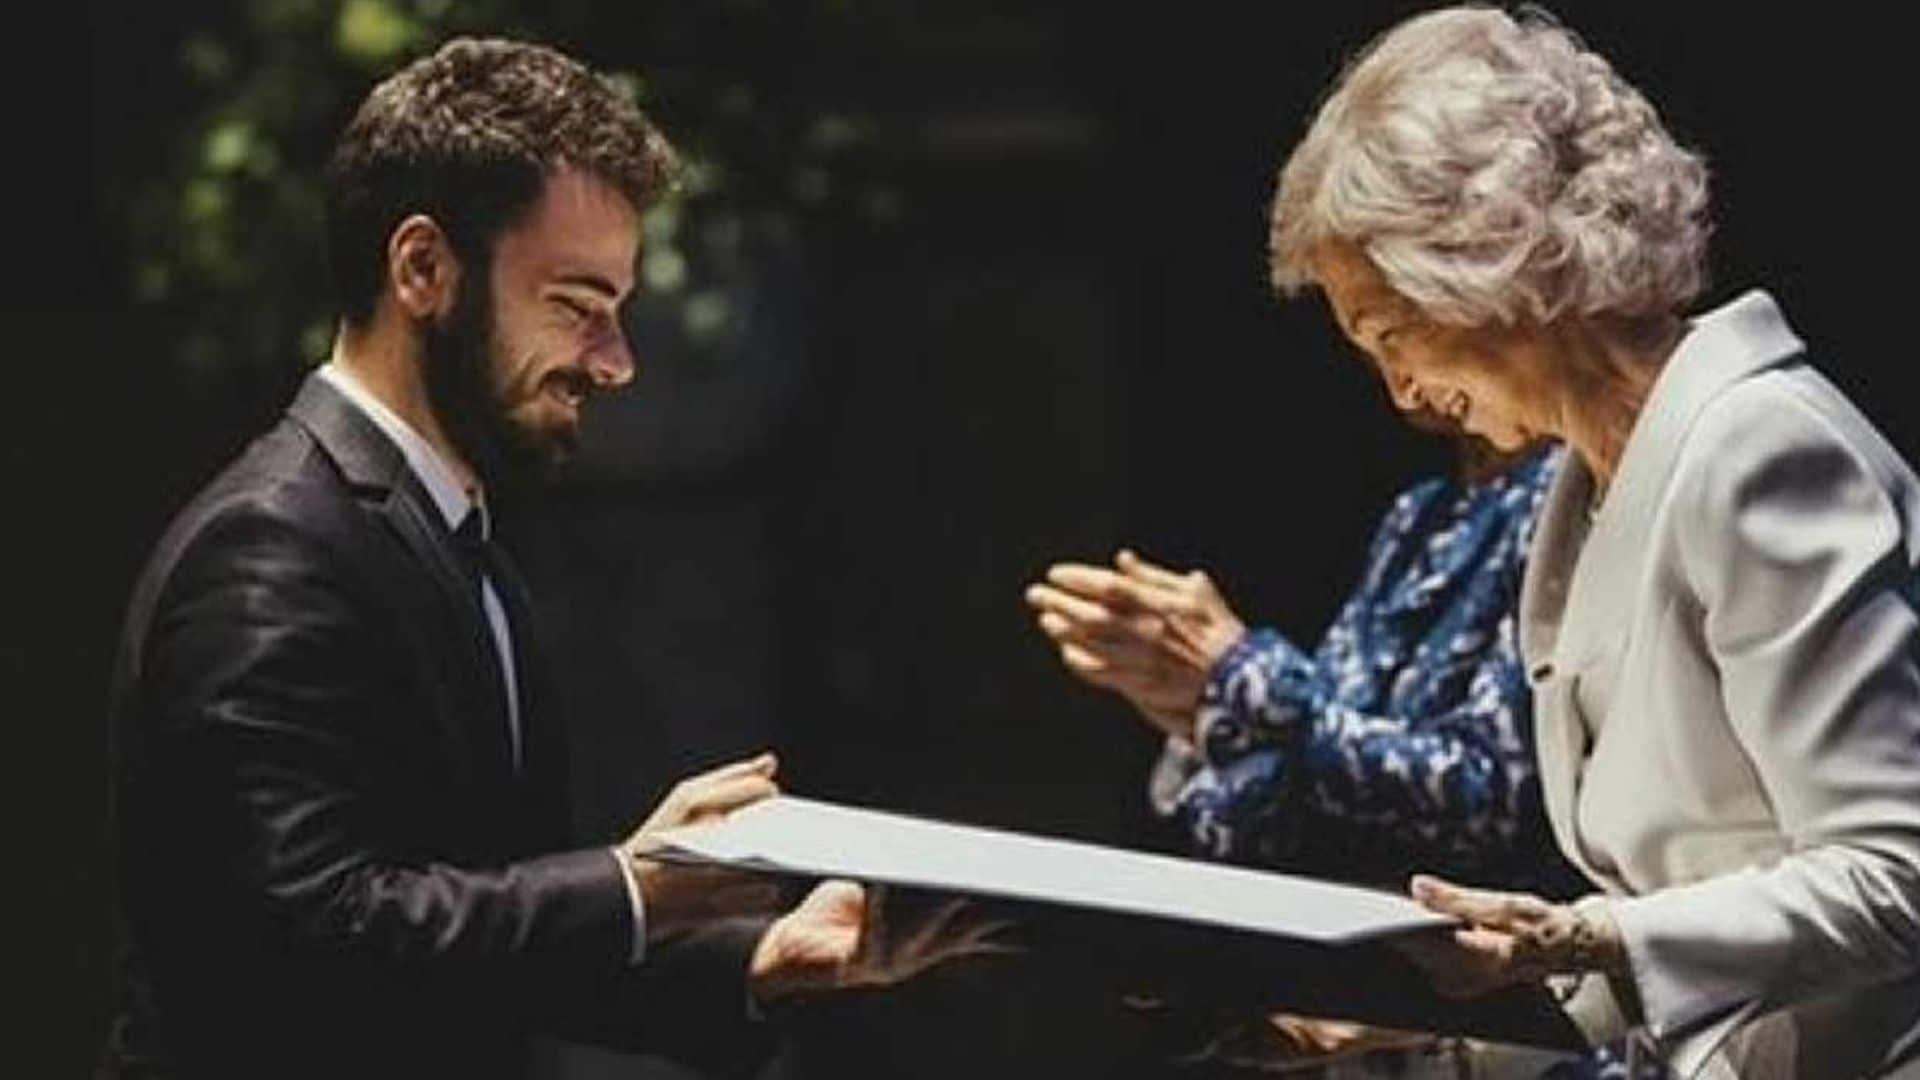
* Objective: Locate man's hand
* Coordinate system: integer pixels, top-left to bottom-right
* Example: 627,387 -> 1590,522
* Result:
1024,548 -> 1246,741
621,754 -> 785,938
1263,1014 -> 1430,1058
747,882 -> 1018,1005
1395,875 -> 1630,999
1211,1013 -> 1432,1068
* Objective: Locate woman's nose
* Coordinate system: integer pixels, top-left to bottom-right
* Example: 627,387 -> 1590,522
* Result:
1384,371 -> 1425,412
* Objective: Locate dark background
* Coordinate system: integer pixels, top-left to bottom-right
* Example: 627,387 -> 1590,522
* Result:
14,1 -> 1914,1076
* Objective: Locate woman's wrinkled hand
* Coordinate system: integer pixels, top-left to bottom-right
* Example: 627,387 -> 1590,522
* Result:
1395,875 -> 1629,999
1024,548 -> 1246,742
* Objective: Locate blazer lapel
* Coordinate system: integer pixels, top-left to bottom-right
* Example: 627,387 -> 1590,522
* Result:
1518,291 -> 1807,884
1553,291 -> 1806,670
288,373 -> 519,785
1520,454 -> 1605,880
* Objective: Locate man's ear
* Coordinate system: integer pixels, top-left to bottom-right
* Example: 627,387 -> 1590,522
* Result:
386,214 -> 461,320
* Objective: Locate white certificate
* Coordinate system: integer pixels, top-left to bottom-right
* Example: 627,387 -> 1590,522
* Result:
652,795 -> 1451,944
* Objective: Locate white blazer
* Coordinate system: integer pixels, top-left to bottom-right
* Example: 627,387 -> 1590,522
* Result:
1518,291 -> 1920,1079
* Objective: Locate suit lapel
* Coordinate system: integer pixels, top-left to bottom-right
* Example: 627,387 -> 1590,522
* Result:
289,373 -> 519,785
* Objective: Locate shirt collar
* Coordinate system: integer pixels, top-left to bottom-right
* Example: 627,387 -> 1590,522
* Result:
315,363 -> 485,537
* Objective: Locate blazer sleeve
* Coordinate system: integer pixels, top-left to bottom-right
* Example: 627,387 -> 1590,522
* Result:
142,491 -> 767,1061
1608,380 -> 1920,1061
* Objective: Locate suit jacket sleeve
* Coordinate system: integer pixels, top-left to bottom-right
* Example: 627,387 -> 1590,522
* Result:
142,490 -> 768,1062
1608,381 -> 1920,1058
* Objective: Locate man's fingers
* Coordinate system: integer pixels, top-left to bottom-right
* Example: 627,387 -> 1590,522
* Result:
678,773 -> 780,820
802,878 -> 867,922
861,893 -> 1023,986
689,751 -> 779,782
896,895 -> 978,954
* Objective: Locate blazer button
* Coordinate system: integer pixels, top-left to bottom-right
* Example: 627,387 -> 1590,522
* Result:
1530,661 -> 1555,683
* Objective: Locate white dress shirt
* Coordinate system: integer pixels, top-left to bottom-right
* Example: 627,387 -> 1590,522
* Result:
317,362 -> 649,962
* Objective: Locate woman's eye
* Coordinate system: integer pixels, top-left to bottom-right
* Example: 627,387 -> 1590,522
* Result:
554,297 -> 592,323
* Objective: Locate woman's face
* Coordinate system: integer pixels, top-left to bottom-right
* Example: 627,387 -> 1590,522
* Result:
1311,241 -> 1561,451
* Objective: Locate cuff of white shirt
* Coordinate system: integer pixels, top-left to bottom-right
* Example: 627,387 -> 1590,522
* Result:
1147,735 -> 1202,817
610,847 -> 648,965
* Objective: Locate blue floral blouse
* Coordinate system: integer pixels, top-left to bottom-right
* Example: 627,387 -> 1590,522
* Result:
1151,443 -> 1581,896
1151,443 -> 1663,1078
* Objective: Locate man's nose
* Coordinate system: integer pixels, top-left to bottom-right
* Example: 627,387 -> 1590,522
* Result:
587,331 -> 637,389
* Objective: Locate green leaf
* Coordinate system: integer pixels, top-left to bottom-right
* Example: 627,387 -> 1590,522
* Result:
336,0 -> 422,66
203,120 -> 253,173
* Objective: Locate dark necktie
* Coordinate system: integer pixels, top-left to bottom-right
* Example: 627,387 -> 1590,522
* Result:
451,508 -> 523,771
450,508 -> 492,602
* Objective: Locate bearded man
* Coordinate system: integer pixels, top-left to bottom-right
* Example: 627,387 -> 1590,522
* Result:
101,38 -> 908,1080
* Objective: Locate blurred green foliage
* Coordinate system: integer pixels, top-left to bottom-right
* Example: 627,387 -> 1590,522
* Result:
125,0 -> 902,381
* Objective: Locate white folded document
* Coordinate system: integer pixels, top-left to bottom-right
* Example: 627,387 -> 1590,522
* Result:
651,795 -> 1452,944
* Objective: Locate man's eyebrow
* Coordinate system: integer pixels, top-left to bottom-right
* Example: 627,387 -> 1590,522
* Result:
551,273 -> 622,300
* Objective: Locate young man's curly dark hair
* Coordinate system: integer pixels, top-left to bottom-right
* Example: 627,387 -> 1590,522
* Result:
324,37 -> 677,326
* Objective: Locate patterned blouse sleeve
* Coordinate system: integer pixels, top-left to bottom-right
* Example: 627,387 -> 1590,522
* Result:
1170,618 -> 1536,876
1157,471 -> 1548,880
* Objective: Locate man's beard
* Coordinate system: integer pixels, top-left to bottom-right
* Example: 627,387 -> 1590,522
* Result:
421,274 -> 554,492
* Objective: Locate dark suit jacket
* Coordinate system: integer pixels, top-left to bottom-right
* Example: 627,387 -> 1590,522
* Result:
101,374 -> 771,1079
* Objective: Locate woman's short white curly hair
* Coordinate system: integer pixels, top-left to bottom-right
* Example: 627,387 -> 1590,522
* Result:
1269,5 -> 1711,326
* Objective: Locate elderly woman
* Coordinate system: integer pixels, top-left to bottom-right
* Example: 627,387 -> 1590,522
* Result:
1242,6 -> 1920,1079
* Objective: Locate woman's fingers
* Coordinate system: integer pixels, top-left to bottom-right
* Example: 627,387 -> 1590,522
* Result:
1044,563 -> 1171,613
1026,581 -> 1115,625
1410,875 -> 1551,932
1059,641 -> 1112,679
1028,583 -> 1167,648
1402,873 -> 1579,994
1398,875 -> 1554,996
1036,610 -> 1074,640
1036,608 -> 1159,659
1115,548 -> 1187,588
